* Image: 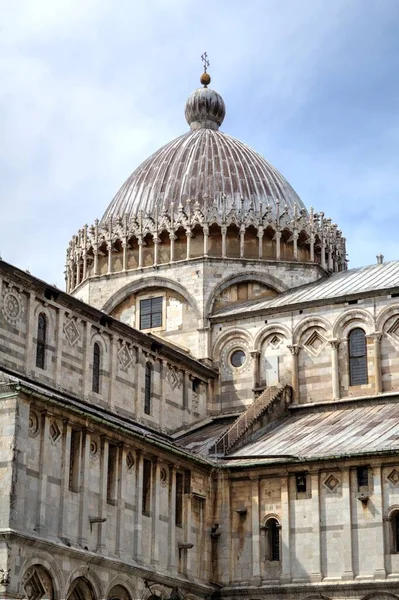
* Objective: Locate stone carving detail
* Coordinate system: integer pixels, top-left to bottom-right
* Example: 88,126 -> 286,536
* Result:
304,330 -> 327,356
388,469 -> 399,486
269,334 -> 282,349
63,318 -> 80,346
49,420 -> 61,444
126,452 -> 135,472
387,319 -> 399,346
324,474 -> 340,492
90,440 -> 99,460
28,411 -> 39,436
2,287 -> 24,325
118,342 -> 134,372
160,467 -> 168,487
166,366 -> 182,390
0,569 -> 10,585
66,203 -> 347,293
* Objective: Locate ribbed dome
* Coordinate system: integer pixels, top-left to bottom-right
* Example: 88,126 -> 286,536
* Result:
185,87 -> 226,131
101,128 -> 306,223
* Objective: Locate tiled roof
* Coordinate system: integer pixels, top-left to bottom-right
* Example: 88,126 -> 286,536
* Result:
229,398 -> 399,460
213,260 -> 399,318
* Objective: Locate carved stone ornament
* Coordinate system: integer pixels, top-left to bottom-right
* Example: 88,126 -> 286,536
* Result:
323,474 -> 340,492
49,420 -> 61,444
388,469 -> 399,486
166,366 -> 182,390
0,569 -> 10,585
117,342 -> 134,372
1,287 -> 24,325
126,452 -> 135,472
28,411 -> 39,436
63,317 -> 80,346
90,439 -> 99,460
160,467 -> 168,487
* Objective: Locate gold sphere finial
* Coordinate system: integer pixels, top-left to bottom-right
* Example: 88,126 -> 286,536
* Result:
200,72 -> 211,87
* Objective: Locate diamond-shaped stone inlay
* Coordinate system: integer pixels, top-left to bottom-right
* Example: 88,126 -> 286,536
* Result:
324,474 -> 340,492
269,334 -> 282,349
304,330 -> 326,356
118,343 -> 133,372
64,318 -> 80,346
126,452 -> 135,472
388,469 -> 399,486
166,367 -> 180,390
49,420 -> 61,444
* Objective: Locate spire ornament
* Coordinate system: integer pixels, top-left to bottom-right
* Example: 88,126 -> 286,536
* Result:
200,51 -> 211,87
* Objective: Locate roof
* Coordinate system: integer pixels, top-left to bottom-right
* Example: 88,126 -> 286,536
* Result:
175,417 -> 236,457
101,128 -> 305,224
213,260 -> 399,319
229,398 -> 399,461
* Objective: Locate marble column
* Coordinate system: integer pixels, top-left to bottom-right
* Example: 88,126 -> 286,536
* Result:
116,444 -> 126,557
310,471 -> 322,581
372,463 -> 387,579
36,411 -> 50,535
203,226 -> 209,257
25,292 -> 36,375
107,242 -> 112,274
251,476 -> 261,584
258,228 -> 264,259
287,345 -> 300,403
134,450 -> 143,560
59,421 -> 71,540
341,467 -> 354,580
293,231 -> 298,260
280,475 -> 291,583
330,339 -> 340,400
167,464 -> 177,574
240,226 -> 245,258
78,429 -> 91,548
373,332 -> 383,394
97,436 -> 109,553
122,240 -> 128,271
153,237 -> 159,266
169,233 -> 175,262
275,230 -> 281,260
250,351 -> 260,389
151,458 -> 161,566
221,226 -> 227,258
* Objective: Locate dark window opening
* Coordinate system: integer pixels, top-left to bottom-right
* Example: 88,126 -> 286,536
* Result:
36,313 -> 47,369
192,378 -> 200,394
144,362 -> 152,415
175,472 -> 184,527
142,459 -> 152,515
107,444 -> 118,504
296,473 -> 307,493
349,328 -> 368,386
357,466 -> 369,489
268,519 -> 280,561
92,342 -> 101,393
392,512 -> 399,552
140,297 -> 163,330
69,430 -> 81,492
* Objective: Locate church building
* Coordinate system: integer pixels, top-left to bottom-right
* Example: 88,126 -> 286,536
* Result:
1,63 -> 399,600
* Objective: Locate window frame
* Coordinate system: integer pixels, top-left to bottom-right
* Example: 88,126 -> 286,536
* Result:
348,327 -> 368,386
92,342 -> 101,394
36,312 -> 47,370
138,295 -> 164,331
144,362 -> 152,415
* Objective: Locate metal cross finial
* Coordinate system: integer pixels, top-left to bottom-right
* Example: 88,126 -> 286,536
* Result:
201,52 -> 210,73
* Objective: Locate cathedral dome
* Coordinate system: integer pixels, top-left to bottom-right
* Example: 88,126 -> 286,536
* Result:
100,72 -> 306,224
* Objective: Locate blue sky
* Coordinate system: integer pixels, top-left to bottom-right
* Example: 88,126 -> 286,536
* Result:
1,0 -> 399,287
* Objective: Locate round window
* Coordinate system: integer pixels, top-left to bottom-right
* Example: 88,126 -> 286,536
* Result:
230,349 -> 246,368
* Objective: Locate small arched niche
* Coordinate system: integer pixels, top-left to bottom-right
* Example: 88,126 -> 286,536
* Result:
67,577 -> 96,600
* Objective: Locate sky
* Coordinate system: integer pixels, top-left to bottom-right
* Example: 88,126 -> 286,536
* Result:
1,0 -> 399,288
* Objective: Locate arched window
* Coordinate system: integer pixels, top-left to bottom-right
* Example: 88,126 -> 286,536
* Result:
263,517 -> 280,561
348,328 -> 368,385
36,313 -> 47,369
144,362 -> 152,415
392,511 -> 399,553
92,342 -> 101,393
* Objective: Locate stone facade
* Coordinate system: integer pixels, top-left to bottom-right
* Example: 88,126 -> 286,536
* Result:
2,69 -> 399,600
